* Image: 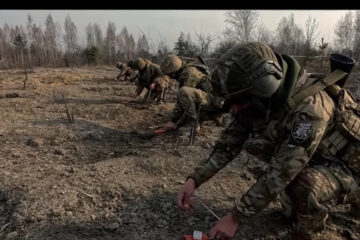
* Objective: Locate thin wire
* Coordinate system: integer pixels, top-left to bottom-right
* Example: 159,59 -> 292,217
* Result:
191,195 -> 220,220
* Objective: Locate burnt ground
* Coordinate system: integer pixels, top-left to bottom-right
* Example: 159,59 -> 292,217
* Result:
0,66 -> 358,240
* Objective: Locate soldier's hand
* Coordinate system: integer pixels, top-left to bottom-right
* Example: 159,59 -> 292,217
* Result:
208,213 -> 239,240
164,121 -> 176,130
177,178 -> 196,213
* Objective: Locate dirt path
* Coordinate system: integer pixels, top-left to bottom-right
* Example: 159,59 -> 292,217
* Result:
0,66 -> 358,240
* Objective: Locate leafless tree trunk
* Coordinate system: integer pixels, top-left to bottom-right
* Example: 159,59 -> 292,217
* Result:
334,11 -> 354,54
23,64 -> 27,90
194,28 -> 218,58
224,10 -> 259,42
304,15 -> 319,56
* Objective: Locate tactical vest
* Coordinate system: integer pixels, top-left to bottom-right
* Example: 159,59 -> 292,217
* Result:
282,70 -> 360,176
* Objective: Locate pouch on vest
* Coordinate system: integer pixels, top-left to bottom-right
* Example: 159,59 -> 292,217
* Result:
342,142 -> 360,176
318,89 -> 359,156
336,89 -> 360,141
318,88 -> 360,176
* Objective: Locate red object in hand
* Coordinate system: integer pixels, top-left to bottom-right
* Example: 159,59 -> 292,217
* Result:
154,129 -> 166,135
233,102 -> 251,113
183,234 -> 209,240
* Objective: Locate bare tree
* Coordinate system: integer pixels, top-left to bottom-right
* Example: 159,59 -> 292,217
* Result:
64,14 -> 78,53
155,34 -> 170,63
120,27 -> 136,61
104,21 -> 116,64
194,28 -> 218,57
64,14 -> 78,66
13,33 -> 28,89
26,14 -> 33,66
276,13 -> 305,55
85,23 -> 95,48
224,10 -> 259,42
353,11 -> 360,60
45,14 -> 58,65
93,23 -> 103,48
318,37 -> 329,68
334,11 -> 354,54
255,22 -> 274,45
304,15 -> 319,54
136,34 -> 150,58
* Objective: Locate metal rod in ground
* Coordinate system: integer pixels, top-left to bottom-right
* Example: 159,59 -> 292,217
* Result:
191,195 -> 220,220
145,88 -> 153,103
62,93 -> 73,122
189,104 -> 201,145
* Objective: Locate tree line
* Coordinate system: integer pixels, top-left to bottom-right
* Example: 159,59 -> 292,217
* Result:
0,14 -> 153,69
0,11 -> 360,69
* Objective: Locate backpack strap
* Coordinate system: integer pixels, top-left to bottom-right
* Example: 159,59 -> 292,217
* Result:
284,69 -> 348,112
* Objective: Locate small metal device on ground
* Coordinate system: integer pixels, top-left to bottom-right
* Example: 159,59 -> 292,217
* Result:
183,195 -> 220,240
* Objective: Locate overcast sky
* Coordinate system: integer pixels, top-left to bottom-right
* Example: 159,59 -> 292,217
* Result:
0,10 -> 354,50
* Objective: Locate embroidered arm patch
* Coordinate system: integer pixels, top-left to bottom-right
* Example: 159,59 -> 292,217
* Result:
291,120 -> 313,145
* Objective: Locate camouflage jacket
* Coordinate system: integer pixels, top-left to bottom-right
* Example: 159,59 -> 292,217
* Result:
176,61 -> 225,107
137,60 -> 163,89
122,65 -> 134,76
175,61 -> 216,92
187,54 -> 341,223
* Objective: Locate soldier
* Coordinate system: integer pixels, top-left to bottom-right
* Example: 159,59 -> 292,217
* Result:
160,54 -> 225,134
176,42 -> 360,240
132,57 -> 163,101
115,62 -> 135,81
149,75 -> 175,103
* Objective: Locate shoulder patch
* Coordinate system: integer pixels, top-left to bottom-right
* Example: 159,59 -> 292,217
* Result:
291,121 -> 313,144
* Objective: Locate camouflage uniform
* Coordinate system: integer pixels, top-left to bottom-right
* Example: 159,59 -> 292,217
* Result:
169,61 -> 224,128
149,75 -> 174,102
134,59 -> 163,98
187,50 -> 360,238
116,63 -> 134,81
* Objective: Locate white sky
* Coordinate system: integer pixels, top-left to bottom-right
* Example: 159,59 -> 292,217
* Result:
0,10 -> 354,50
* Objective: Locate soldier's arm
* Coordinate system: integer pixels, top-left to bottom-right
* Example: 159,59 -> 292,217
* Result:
148,65 -> 163,86
232,91 -> 335,223
198,75 -> 215,94
179,67 -> 202,88
188,116 -> 252,187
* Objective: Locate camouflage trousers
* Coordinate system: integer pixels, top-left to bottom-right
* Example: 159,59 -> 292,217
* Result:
281,161 -> 360,237
171,86 -> 221,128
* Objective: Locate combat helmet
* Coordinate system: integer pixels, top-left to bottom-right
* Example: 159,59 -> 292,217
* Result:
134,57 -> 146,71
116,62 -> 123,69
127,60 -> 135,69
217,42 -> 283,100
160,54 -> 182,75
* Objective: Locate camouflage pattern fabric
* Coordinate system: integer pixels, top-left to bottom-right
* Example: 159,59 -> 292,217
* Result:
170,63 -> 224,127
187,60 -> 360,237
177,65 -> 206,88
116,65 -> 134,81
287,162 -> 360,237
171,86 -> 220,128
148,75 -> 174,102
135,60 -> 163,97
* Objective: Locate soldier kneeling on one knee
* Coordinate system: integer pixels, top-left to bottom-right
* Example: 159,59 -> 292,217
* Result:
176,42 -> 360,240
